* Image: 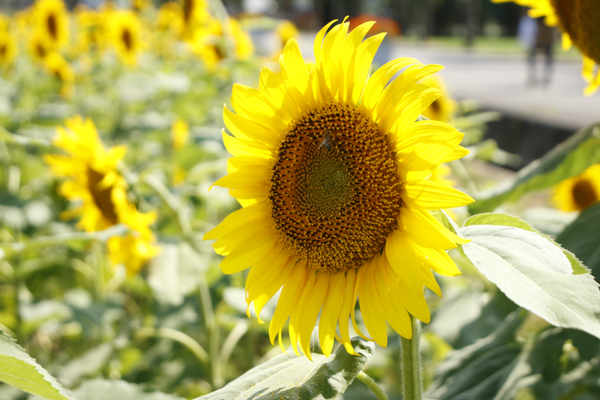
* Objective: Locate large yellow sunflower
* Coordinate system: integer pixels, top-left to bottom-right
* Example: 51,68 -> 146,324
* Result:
204,19 -> 473,358
107,10 -> 144,66
31,0 -> 70,51
493,0 -> 600,95
44,116 -> 159,274
553,163 -> 600,212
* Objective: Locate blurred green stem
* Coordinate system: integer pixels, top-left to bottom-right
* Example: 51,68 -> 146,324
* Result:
400,315 -> 423,400
356,371 -> 390,400
136,327 -> 209,365
448,159 -> 478,196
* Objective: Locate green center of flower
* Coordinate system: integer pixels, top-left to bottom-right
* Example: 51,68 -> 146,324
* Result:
572,178 -> 597,210
269,102 -> 402,273
87,167 -> 119,225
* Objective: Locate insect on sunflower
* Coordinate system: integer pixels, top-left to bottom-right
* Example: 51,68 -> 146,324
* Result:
205,19 -> 474,359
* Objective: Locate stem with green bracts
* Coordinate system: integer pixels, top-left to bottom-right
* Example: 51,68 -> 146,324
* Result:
356,371 -> 390,400
400,314 -> 423,400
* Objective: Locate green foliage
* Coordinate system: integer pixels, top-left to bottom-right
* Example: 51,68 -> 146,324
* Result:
461,213 -> 600,339
556,203 -> 600,278
196,337 -> 375,400
469,124 -> 600,214
0,328 -> 75,400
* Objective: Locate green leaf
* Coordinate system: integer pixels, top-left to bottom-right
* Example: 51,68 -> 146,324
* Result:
0,329 -> 75,400
195,337 -> 375,400
556,202 -> 600,278
465,213 -> 590,275
427,311 -> 525,400
70,379 -> 185,400
461,221 -> 600,339
469,124 -> 600,214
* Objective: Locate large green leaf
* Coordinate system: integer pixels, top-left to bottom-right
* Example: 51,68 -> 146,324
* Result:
195,337 -> 374,400
461,218 -> 600,339
464,213 -> 589,275
426,311 -> 525,400
556,202 -> 600,278
469,124 -> 600,214
0,329 -> 75,400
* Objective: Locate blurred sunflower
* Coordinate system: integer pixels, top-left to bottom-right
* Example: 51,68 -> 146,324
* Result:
0,29 -> 17,68
181,0 -> 209,39
157,1 -> 184,37
205,19 -> 473,358
553,164 -> 600,212
420,75 -> 456,123
28,31 -> 51,63
31,0 -> 70,51
192,17 -> 253,68
107,10 -> 144,66
493,0 -> 600,95
44,116 -> 159,274
275,20 -> 299,49
73,5 -> 107,55
43,52 -> 75,96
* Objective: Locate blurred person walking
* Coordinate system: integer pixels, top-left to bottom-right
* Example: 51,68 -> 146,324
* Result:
528,17 -> 556,87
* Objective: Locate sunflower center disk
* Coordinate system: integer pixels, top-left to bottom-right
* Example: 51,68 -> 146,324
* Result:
86,167 -> 119,225
572,179 -> 597,210
269,102 -> 402,273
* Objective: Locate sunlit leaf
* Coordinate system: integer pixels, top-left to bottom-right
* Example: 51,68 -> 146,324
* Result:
195,337 -> 375,400
461,216 -> 600,339
0,329 -> 75,400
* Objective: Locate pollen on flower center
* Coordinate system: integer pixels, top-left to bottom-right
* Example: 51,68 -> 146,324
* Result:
572,178 -> 597,210
86,167 -> 118,225
269,102 -> 402,273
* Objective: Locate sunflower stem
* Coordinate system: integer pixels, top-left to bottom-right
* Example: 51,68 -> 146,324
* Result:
400,315 -> 423,400
356,371 -> 390,400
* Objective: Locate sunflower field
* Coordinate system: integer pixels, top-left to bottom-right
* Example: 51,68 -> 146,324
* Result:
1,0 -> 600,399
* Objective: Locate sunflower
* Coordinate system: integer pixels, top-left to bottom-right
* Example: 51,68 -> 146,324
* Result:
419,75 -> 456,123
157,2 -> 185,37
0,29 -> 17,68
107,10 -> 144,66
204,19 -> 473,358
180,0 -> 209,40
44,116 -> 159,274
192,17 -> 253,68
28,31 -> 51,63
275,20 -> 299,49
553,163 -> 600,212
108,234 -> 160,276
493,0 -> 600,95
42,52 -> 75,96
31,0 -> 70,51
72,5 -> 107,55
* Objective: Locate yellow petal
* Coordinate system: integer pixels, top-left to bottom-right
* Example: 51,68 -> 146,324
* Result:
403,179 -> 474,209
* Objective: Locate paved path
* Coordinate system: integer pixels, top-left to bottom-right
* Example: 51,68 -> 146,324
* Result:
391,43 -> 600,130
297,34 -> 600,130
